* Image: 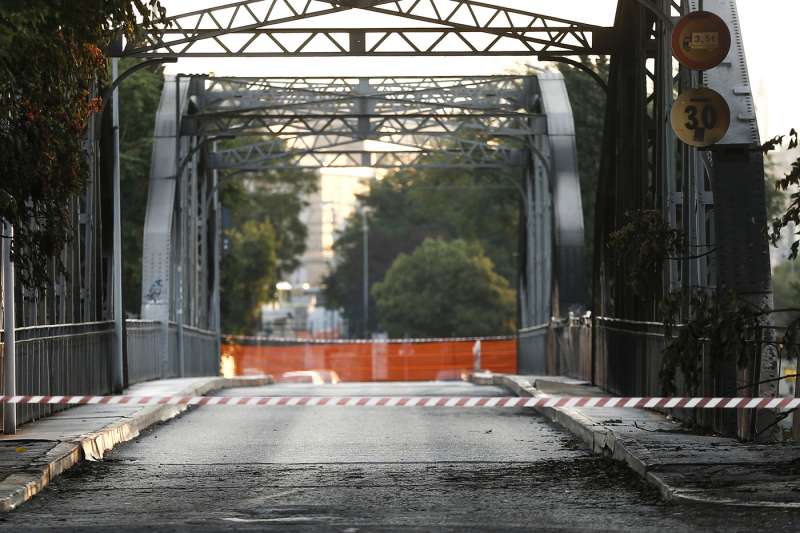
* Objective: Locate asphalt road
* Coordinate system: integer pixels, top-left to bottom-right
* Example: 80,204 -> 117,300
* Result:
2,381 -> 800,532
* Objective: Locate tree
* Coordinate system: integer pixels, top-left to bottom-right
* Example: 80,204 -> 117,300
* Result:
765,130 -> 800,260
0,0 -> 165,288
372,238 -> 515,338
325,67 -> 607,334
324,164 -> 520,335
219,168 -> 316,278
220,220 -> 278,335
217,139 -> 318,333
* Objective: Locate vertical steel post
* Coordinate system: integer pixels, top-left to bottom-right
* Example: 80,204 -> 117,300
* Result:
211,141 -> 222,373
2,221 -> 16,434
110,58 -> 125,393
175,75 -> 185,376
362,209 -> 369,338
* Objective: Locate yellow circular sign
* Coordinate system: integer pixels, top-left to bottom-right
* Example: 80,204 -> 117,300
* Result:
670,87 -> 730,148
672,11 -> 731,70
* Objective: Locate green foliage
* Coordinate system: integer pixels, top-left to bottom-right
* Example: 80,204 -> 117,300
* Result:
324,66 -> 607,335
764,130 -> 800,260
660,290 -> 768,395
764,152 -> 789,222
773,262 -> 800,309
217,139 -> 318,333
0,0 -> 165,288
219,171 -> 315,278
220,220 -> 278,335
372,238 -> 516,338
607,209 -> 683,296
323,165 -> 519,335
117,58 -> 164,316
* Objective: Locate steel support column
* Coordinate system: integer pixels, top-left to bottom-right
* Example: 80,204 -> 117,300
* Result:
2,221 -> 16,434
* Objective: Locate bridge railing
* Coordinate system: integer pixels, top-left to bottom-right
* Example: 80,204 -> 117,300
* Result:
1,321 -> 114,425
181,324 -> 219,377
548,316 -> 593,382
1,320 -> 219,427
126,320 -> 164,383
127,321 -> 218,383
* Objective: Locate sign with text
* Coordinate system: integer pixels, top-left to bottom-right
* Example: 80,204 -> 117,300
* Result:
670,87 -> 730,148
672,11 -> 731,70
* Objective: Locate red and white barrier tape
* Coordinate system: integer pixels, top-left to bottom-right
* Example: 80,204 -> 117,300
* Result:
0,395 -> 799,409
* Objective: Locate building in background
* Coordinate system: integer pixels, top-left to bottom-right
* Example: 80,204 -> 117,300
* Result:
262,167 -> 371,338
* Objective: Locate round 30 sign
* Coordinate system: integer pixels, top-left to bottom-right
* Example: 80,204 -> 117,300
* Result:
672,11 -> 731,70
670,87 -> 730,148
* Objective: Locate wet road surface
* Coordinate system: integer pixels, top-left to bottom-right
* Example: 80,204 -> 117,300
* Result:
2,381 -> 800,532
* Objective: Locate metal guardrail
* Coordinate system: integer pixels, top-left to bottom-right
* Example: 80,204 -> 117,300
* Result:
549,317 -> 593,382
127,321 -> 218,383
1,321 -> 114,426
181,324 -> 219,377
126,320 -> 164,383
1,320 -> 218,429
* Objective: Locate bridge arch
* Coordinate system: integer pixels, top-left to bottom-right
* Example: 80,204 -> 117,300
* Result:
122,0 -> 768,389
140,70 -> 586,372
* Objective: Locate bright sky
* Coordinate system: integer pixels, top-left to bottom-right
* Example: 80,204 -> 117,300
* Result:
161,0 -> 799,141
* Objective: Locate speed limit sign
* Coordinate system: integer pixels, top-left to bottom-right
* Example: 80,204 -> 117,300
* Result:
670,87 -> 730,147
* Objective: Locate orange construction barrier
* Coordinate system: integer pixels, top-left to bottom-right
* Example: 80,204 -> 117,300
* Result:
221,337 -> 517,382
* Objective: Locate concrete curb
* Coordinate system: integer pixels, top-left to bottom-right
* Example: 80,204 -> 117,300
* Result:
473,373 -> 799,508
0,376 -> 273,512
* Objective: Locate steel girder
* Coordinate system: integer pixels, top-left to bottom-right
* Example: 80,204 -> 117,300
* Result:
121,0 -> 610,58
200,76 -> 536,115
185,73 -> 586,364
186,75 -> 545,155
186,112 -> 547,140
209,137 -> 524,171
188,75 -> 541,169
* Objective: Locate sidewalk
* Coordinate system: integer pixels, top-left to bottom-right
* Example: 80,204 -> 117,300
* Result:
0,376 -> 272,511
473,372 -> 800,508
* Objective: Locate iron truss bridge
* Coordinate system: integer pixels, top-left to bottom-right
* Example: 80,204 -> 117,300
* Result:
185,75 -> 543,170
121,0 -> 612,58
141,71 -> 584,357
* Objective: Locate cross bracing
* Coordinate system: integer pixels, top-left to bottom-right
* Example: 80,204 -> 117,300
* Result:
187,75 -> 544,145
121,0 -> 610,58
209,137 -> 523,170
200,76 -> 536,117
187,112 -> 546,139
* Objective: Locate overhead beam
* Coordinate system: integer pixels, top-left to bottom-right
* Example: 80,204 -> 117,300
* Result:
121,0 -> 611,57
210,147 -> 523,170
185,113 -> 547,139
200,75 -> 535,115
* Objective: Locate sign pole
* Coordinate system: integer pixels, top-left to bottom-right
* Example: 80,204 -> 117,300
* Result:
2,221 -> 16,435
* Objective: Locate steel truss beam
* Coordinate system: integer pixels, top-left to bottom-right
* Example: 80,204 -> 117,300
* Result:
122,0 -> 609,58
188,75 -> 544,145
187,112 -> 546,139
210,136 -> 523,170
200,76 -> 535,116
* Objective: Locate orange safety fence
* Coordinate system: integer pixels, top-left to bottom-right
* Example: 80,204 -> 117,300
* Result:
221,337 -> 517,382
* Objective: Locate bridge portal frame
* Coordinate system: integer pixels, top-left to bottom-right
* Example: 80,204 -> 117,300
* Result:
118,0 -> 774,438
141,72 -> 585,374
